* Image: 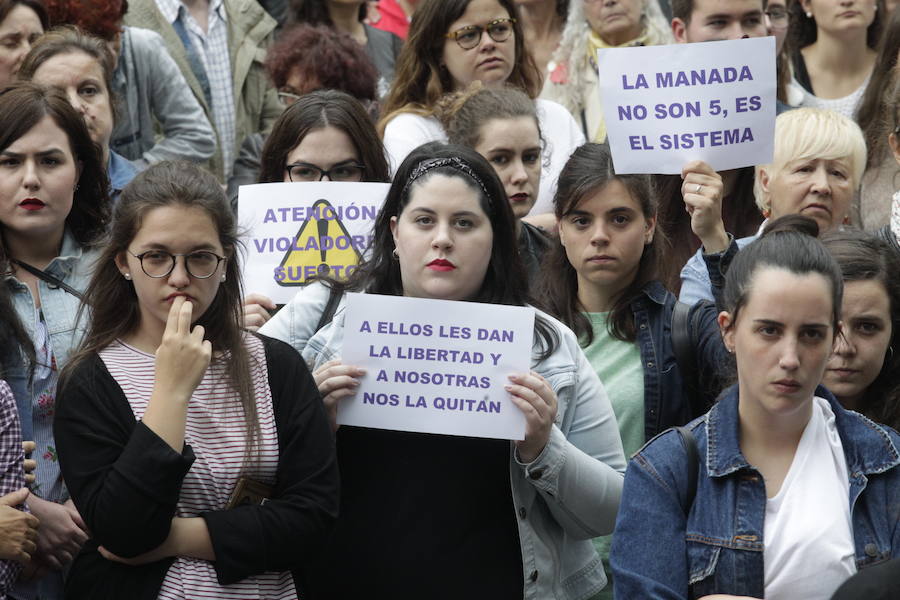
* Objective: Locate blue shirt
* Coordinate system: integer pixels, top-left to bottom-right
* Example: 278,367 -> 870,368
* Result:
108,150 -> 139,204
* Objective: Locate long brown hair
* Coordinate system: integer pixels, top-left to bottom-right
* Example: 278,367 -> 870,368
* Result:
64,162 -> 260,464
856,9 -> 900,171
378,0 -> 541,132
536,143 -> 665,345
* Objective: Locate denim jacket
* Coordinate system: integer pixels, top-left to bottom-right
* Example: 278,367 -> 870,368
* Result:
4,232 -> 97,440
610,385 -> 900,599
299,299 -> 627,600
630,281 -> 729,440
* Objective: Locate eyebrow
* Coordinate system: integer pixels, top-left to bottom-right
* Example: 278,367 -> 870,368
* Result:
752,319 -> 830,330
704,10 -> 762,19
1,148 -> 66,158
139,242 -> 220,252
408,207 -> 482,218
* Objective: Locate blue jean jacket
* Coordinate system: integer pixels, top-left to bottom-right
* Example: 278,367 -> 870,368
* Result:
610,384 -> 900,599
5,232 -> 97,440
631,281 -> 729,441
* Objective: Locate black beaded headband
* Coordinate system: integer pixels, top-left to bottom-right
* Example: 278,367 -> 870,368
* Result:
401,157 -> 491,201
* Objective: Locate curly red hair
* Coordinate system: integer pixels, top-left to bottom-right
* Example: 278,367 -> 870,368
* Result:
44,0 -> 127,41
264,24 -> 378,101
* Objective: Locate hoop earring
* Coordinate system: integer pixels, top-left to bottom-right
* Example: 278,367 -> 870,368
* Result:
392,248 -> 399,260
888,346 -> 895,361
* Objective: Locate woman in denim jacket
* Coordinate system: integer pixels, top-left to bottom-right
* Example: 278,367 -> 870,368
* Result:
611,216 -> 900,600
294,142 -> 626,599
535,143 -> 730,598
0,84 -> 110,599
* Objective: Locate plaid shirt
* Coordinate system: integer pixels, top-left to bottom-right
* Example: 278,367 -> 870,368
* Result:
0,381 -> 26,595
156,0 -> 236,177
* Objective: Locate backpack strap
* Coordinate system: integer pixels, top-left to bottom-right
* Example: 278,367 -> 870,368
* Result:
12,259 -> 84,300
314,286 -> 343,333
672,300 -> 699,405
674,425 -> 700,514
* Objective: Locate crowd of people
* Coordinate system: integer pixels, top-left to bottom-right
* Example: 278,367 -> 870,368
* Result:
0,0 -> 898,598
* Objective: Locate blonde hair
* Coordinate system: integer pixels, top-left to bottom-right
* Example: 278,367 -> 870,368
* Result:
754,108 -> 867,212
548,0 -> 672,115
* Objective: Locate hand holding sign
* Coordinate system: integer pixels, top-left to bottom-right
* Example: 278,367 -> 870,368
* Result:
681,160 -> 729,254
314,359 -> 366,433
506,371 -> 558,463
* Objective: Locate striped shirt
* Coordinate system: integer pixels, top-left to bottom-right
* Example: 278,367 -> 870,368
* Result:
99,335 -> 295,599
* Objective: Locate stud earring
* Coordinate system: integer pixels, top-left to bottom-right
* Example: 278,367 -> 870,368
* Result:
842,214 -> 851,226
806,11 -> 813,17
762,207 -> 771,219
221,273 -> 226,282
123,272 -> 131,280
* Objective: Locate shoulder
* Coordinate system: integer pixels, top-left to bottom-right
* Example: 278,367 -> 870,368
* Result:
383,111 -> 443,135
122,26 -> 165,48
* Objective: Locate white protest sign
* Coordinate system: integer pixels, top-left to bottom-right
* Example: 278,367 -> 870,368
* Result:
597,37 -> 776,174
239,181 -> 389,304
340,293 -> 534,440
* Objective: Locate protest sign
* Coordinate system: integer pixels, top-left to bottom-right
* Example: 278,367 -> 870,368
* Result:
597,37 -> 776,174
340,293 -> 534,440
239,181 -> 389,304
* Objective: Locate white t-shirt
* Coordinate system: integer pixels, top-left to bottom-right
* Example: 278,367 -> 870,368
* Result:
763,396 -> 857,600
382,98 -> 584,216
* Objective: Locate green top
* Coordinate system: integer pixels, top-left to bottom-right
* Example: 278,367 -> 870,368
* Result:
582,312 -> 646,600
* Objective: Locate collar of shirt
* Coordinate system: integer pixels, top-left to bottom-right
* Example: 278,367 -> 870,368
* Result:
155,0 -> 227,28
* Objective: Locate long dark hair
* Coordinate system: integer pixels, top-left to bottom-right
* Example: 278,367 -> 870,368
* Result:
856,8 -> 900,171
0,284 -> 34,378
721,215 -> 842,335
0,83 -> 109,268
821,228 -> 900,430
258,89 -> 389,184
64,162 -> 260,463
536,142 -> 664,345
339,141 -> 557,358
288,0 -> 366,25
379,0 -> 542,131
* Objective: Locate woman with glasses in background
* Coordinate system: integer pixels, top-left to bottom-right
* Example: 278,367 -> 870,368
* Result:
379,0 -> 583,218
242,89 -> 390,332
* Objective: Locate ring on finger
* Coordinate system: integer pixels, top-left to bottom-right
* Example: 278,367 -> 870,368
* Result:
694,183 -> 703,194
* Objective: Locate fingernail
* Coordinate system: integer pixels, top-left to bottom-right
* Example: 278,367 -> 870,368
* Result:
504,384 -> 513,391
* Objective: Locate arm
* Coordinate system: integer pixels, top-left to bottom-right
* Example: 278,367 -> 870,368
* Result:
200,336 -> 339,584
258,281 -> 337,354
610,446 -> 690,599
690,301 -> 732,413
0,383 -> 32,590
132,29 -> 216,165
518,338 -> 626,539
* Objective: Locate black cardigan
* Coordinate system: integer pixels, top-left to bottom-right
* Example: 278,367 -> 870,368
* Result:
53,334 -> 339,600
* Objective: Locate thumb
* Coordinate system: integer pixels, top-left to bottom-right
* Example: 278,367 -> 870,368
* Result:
0,488 -> 29,506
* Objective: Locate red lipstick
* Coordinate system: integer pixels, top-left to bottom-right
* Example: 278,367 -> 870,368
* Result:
18,198 -> 45,211
427,259 -> 456,272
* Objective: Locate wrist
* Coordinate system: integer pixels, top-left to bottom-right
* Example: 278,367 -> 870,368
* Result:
701,226 -> 729,255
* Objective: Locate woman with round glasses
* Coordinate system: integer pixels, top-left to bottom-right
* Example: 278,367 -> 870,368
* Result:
0,82 -> 109,600
379,0 -> 584,216
53,161 -> 339,599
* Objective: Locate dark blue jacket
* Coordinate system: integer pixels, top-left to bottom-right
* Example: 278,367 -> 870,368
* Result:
630,281 -> 729,441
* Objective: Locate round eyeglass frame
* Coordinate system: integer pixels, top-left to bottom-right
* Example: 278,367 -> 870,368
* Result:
444,17 -> 516,50
127,249 -> 227,279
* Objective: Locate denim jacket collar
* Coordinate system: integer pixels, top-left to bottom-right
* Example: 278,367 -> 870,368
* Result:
632,280 -> 668,308
706,384 -> 900,478
4,229 -> 83,286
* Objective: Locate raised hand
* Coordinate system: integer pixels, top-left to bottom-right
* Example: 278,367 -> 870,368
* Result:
242,293 -> 276,331
681,160 -> 729,253
154,297 -> 212,403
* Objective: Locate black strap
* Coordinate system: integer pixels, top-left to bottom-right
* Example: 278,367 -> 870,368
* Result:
12,259 -> 84,300
674,425 -> 700,513
672,301 -> 700,408
313,286 -> 342,333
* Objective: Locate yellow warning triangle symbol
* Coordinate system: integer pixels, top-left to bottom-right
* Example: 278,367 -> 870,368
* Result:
276,198 -> 363,286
